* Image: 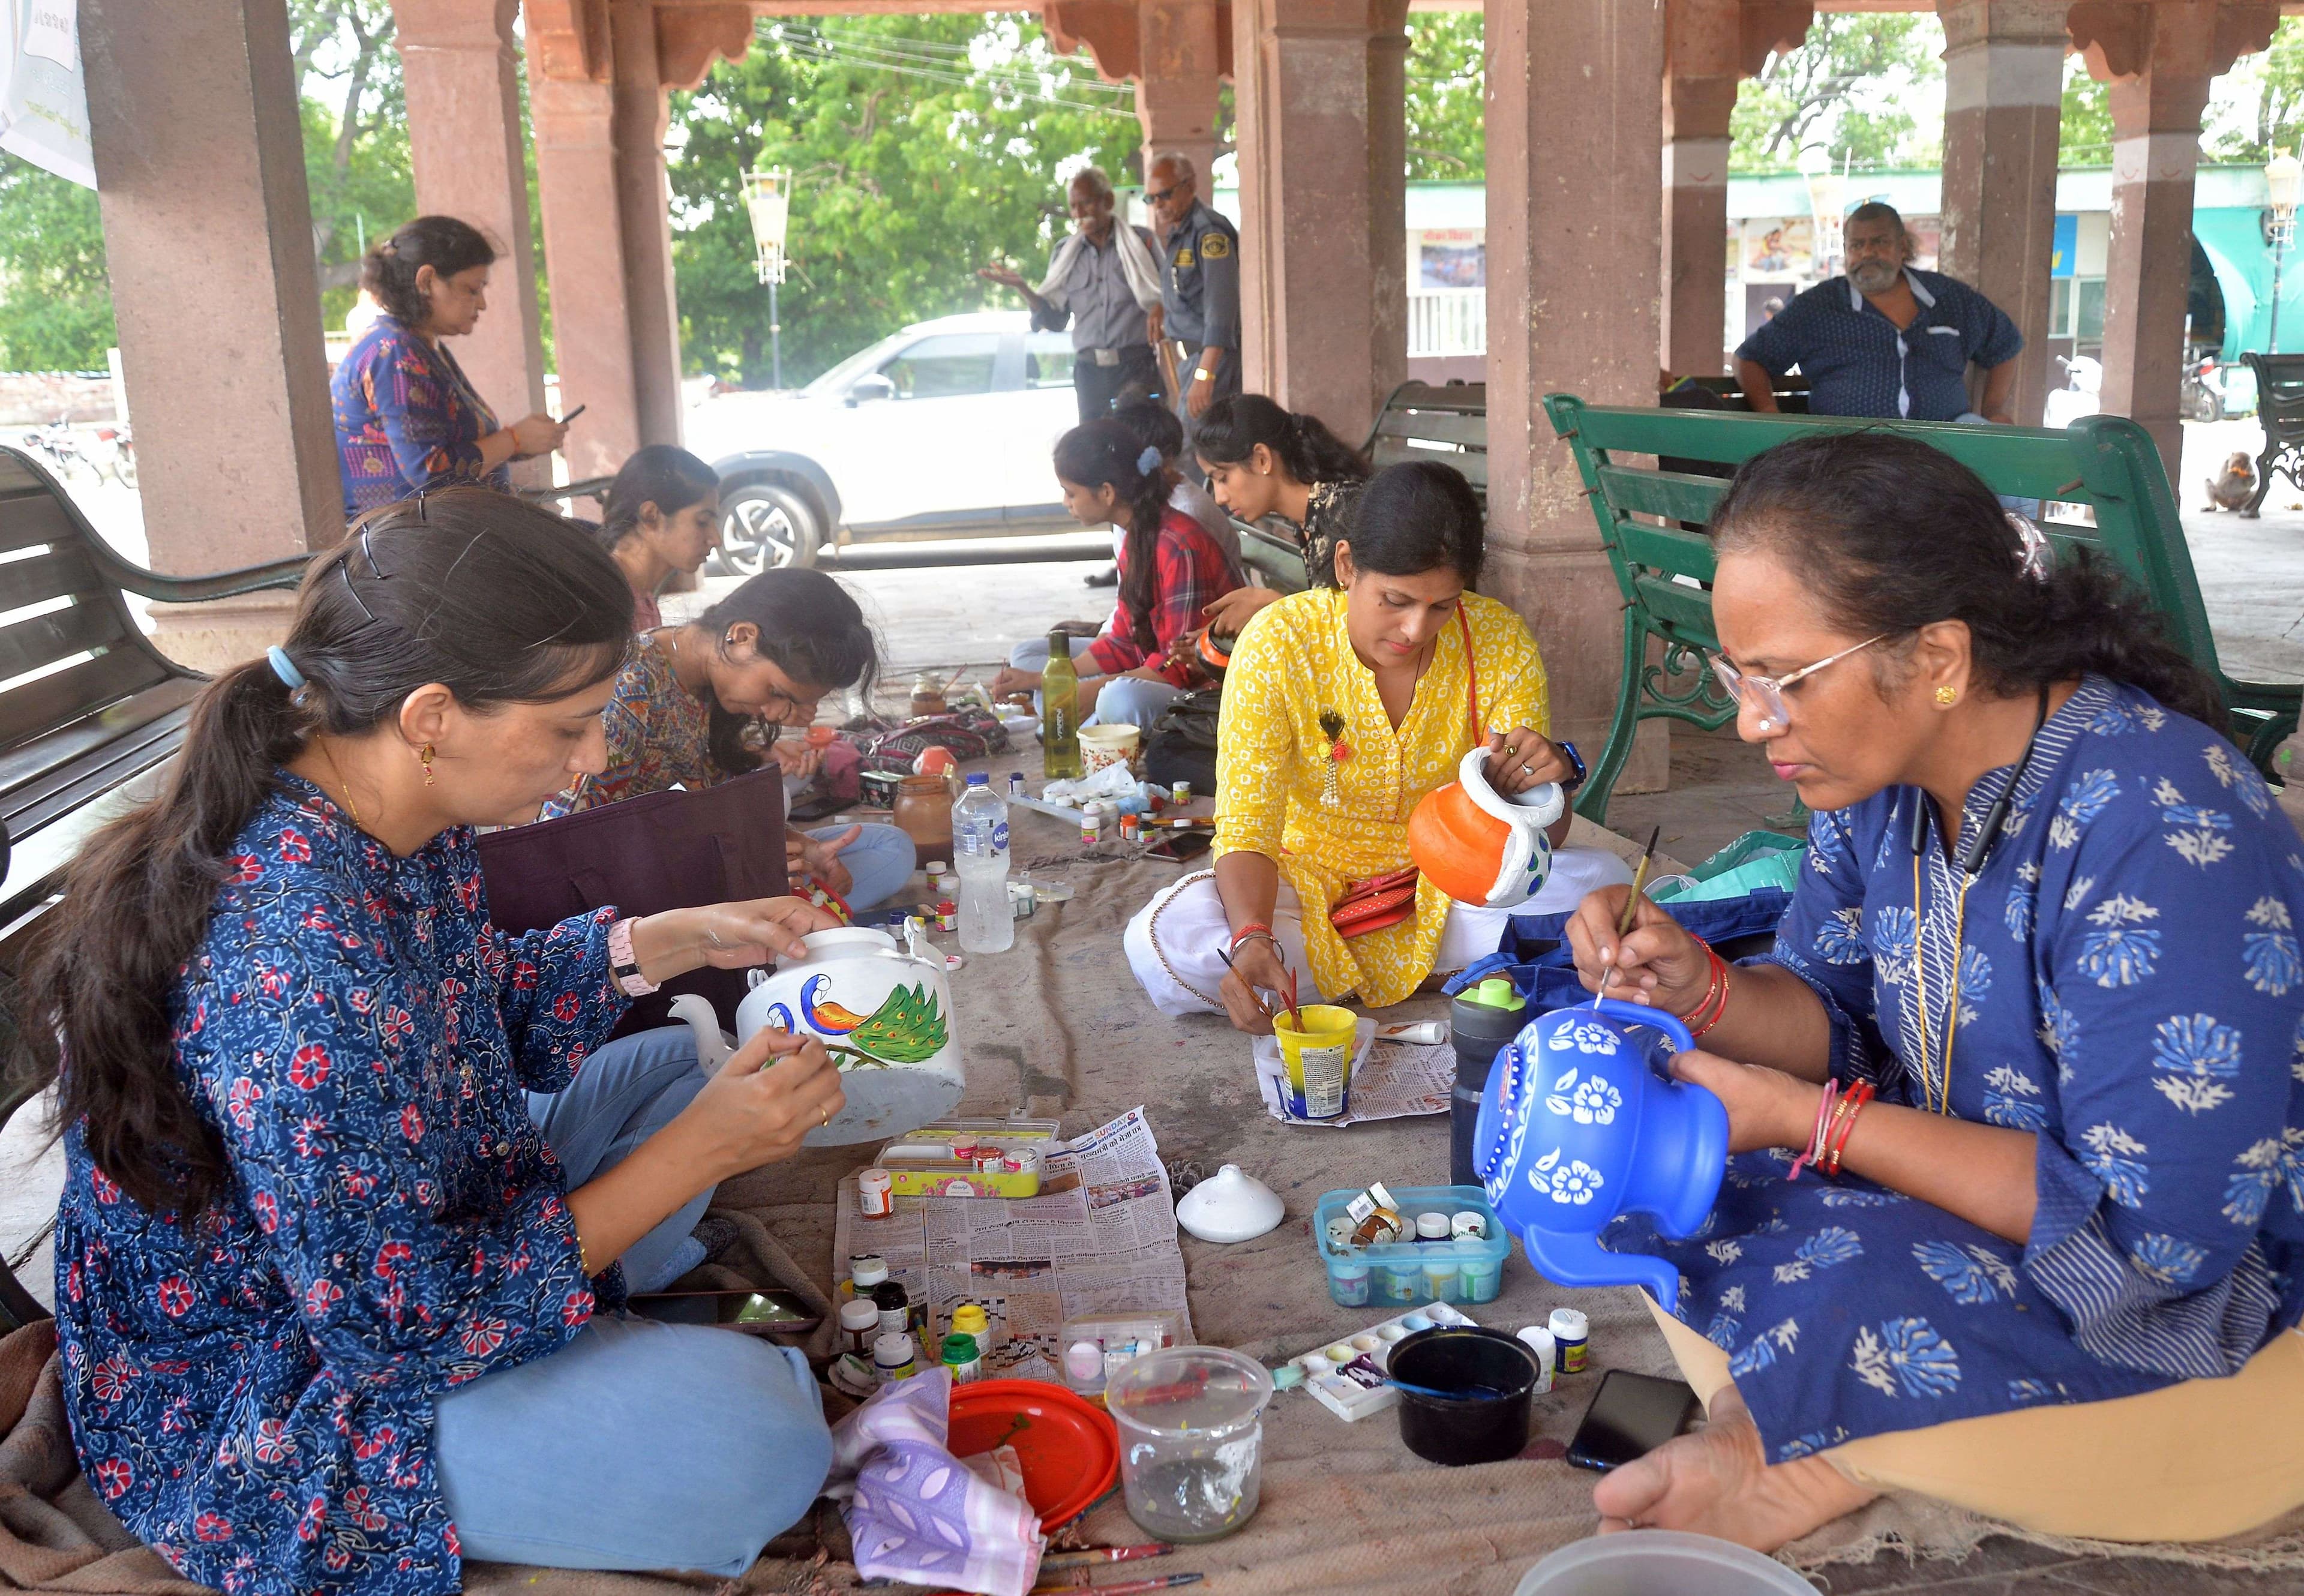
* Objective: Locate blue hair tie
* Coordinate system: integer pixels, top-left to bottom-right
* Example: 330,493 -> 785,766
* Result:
266,646 -> 307,691
1136,445 -> 1162,476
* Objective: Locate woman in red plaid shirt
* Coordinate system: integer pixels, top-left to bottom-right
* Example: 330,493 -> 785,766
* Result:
991,419 -> 1240,728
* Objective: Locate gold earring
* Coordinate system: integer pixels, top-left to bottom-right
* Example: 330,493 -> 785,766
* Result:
1934,686 -> 1958,707
419,743 -> 436,785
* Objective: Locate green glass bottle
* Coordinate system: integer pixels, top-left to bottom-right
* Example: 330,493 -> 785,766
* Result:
1041,629 -> 1084,780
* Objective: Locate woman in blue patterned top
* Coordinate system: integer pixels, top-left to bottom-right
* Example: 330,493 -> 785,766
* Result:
1565,433 -> 2304,1550
331,216 -> 569,517
22,489 -> 847,1594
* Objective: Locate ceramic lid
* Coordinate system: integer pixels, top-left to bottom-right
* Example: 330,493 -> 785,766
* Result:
1175,1163 -> 1285,1243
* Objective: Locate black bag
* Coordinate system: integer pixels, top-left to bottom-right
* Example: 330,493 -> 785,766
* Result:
475,767 -> 789,1037
1144,688 -> 1220,796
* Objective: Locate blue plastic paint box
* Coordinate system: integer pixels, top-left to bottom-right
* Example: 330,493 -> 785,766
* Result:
1310,1183 -> 1511,1309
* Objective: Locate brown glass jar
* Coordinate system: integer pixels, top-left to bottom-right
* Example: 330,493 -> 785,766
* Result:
893,773 -> 953,863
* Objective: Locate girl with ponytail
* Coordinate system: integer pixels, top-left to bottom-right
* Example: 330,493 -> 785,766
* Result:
1555,431 -> 2304,1553
25,487 -> 842,1591
990,417 -> 1241,729
1187,392 -> 1372,641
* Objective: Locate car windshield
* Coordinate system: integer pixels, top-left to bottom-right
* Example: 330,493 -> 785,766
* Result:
800,332 -> 911,398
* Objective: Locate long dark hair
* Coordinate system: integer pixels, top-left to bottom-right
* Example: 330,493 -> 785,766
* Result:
1055,420 -> 1172,651
1709,431 -> 2226,731
1343,460 -> 1484,589
688,569 -> 879,775
362,215 -> 497,327
599,445 -> 719,553
1192,394 -> 1369,487
18,489 -> 634,1216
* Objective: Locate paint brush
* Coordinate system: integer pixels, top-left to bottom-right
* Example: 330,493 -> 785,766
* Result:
1213,942 -> 1274,1023
1030,1577 -> 1204,1596
1604,824 -> 1662,997
1038,1544 -> 1175,1570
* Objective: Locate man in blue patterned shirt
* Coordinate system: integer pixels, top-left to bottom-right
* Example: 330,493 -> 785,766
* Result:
1735,203 -> 2023,424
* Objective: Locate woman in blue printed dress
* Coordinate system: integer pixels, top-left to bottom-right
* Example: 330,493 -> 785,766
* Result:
23,489 -> 848,1595
1564,433 -> 2304,1549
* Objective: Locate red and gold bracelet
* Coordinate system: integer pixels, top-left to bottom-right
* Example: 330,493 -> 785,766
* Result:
1675,935 -> 1733,1039
1229,920 -> 1273,952
1819,1081 -> 1876,1177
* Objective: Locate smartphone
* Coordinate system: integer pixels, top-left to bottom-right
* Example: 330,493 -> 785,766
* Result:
560,402 -> 587,424
1565,1369 -> 1702,1472
627,1289 -> 823,1335
1145,830 -> 1213,862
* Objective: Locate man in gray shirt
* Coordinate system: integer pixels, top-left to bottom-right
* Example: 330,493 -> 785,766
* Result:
981,167 -> 1165,424
1145,152 -> 1241,429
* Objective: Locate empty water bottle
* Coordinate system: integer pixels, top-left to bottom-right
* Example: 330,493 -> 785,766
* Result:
952,773 -> 1014,953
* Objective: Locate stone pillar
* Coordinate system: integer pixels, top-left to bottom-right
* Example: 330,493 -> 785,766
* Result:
610,0 -> 685,451
1936,0 -> 2068,427
1486,0 -> 1666,784
81,0 -> 339,668
1661,0 -> 1738,380
2076,0 -> 2275,475
395,0 -> 550,484
530,67 -> 640,479
1233,0 -> 1409,440
1135,0 -> 1225,184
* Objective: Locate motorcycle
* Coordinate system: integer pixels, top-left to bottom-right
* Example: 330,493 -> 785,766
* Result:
2182,350 -> 2232,424
94,424 -> 136,489
19,419 -> 86,479
2042,353 -> 2102,431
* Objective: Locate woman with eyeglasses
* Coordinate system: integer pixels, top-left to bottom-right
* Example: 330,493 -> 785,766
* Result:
542,569 -> 916,915
1561,433 -> 2304,1550
31,489 -> 844,1592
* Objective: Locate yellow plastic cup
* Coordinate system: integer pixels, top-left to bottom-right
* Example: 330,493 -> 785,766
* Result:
1273,1004 -> 1359,1119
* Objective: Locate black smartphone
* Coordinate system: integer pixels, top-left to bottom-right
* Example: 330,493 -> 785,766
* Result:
1145,830 -> 1213,862
1565,1369 -> 1702,1472
560,402 -> 587,423
627,1289 -> 823,1335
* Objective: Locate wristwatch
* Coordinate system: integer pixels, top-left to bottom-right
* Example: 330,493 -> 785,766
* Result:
1557,739 -> 1587,795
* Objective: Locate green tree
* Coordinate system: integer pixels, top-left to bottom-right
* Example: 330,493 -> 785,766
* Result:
0,157 -> 113,371
291,0 -> 414,327
1731,16 -> 1943,172
1404,13 -> 1483,181
670,14 -> 1139,386
2059,56 -> 2114,166
2204,16 -> 2304,162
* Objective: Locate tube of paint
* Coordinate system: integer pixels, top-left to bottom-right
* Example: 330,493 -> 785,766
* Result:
1549,1307 -> 1589,1375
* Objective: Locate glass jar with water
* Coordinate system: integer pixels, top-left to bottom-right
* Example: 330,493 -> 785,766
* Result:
1105,1346 -> 1274,1542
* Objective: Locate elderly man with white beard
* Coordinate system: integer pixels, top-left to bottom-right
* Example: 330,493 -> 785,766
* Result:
1734,202 -> 2023,425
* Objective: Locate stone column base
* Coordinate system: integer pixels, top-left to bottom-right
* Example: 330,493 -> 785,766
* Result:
145,590 -> 299,677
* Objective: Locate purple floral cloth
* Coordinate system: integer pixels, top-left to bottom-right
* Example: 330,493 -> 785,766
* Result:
827,1369 -> 1044,1596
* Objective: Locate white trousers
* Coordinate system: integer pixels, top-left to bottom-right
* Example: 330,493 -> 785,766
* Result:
1123,845 -> 1633,1016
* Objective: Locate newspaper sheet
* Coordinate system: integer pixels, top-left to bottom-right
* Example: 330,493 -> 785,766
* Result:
1253,1028 -> 1452,1128
832,1106 -> 1193,1382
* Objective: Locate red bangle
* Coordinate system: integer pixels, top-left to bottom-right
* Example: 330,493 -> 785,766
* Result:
1820,1081 -> 1876,1177
1229,922 -> 1273,950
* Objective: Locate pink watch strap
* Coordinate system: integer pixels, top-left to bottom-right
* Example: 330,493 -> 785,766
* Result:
607,918 -> 658,996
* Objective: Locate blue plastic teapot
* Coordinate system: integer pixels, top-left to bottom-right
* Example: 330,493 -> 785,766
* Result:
1472,997 -> 1729,1312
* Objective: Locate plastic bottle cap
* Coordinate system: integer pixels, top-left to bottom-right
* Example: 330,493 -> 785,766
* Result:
874,1333 -> 916,1364
950,1303 -> 990,1335
968,773 -> 989,785
850,1256 -> 889,1288
839,1300 -> 880,1331
1064,1340 -> 1105,1381
1415,1212 -> 1451,1240
1549,1307 -> 1589,1339
941,1332 -> 979,1361
1466,977 -> 1525,1011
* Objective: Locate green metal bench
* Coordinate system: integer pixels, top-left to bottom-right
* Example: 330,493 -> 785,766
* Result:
1541,397 -> 2301,826
1233,380 -> 1489,593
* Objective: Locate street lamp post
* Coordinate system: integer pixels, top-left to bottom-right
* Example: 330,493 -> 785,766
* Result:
742,167 -> 794,389
2266,151 -> 2300,356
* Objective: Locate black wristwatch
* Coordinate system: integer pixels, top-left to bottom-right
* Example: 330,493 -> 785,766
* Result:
1557,739 -> 1587,794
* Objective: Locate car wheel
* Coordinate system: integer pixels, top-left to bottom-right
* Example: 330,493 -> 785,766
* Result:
720,482 -> 821,575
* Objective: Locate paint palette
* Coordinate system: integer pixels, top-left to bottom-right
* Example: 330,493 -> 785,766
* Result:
1279,1301 -> 1477,1421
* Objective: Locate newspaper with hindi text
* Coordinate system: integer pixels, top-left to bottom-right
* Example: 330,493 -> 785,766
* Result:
832,1106 -> 1193,1382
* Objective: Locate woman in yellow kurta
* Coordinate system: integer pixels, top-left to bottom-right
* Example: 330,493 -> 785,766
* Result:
1125,461 -> 1632,1030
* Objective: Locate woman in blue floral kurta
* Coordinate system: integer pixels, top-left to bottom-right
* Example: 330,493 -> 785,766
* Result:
32,492 -> 848,1595
1565,433 -> 2304,1550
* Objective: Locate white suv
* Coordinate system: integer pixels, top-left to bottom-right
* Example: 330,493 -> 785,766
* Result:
682,310 -> 1091,572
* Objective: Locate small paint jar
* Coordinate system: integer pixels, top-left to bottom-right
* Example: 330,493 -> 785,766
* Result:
1324,1216 -> 1354,1252
1006,1147 -> 1043,1179
1517,1325 -> 1558,1393
850,1255 -> 889,1293
940,1331 -> 983,1383
925,860 -> 949,882
1009,880 -> 1036,919
935,899 -> 958,932
1007,772 -> 1027,799
858,1166 -> 893,1219
1171,780 -> 1192,804
1079,809 -> 1100,846
1421,1256 -> 1461,1303
1378,1263 -> 1421,1304
874,1332 -> 917,1383
1460,1255 -> 1503,1302
1450,1211 -> 1488,1241
1415,1213 -> 1451,1243
1549,1307 -> 1589,1375
976,1150 -> 1006,1174
1119,812 -> 1140,844
935,871 -> 960,896
1329,1263 -> 1370,1306
838,1298 -> 880,1358
874,1281 -> 910,1339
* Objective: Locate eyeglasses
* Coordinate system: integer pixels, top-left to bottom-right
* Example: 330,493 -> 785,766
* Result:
1145,184 -> 1184,205
1709,635 -> 1888,734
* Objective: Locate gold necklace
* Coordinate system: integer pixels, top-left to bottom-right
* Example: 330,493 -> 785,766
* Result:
317,737 -> 365,830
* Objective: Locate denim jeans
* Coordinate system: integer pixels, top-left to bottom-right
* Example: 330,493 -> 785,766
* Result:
818,821 -> 914,913
436,1027 -> 833,1574
1006,635 -> 1183,729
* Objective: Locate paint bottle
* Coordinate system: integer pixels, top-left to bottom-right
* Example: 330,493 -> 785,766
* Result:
1516,1325 -> 1558,1394
839,1298 -> 881,1358
1171,780 -> 1192,804
1007,772 -> 1027,800
845,1254 -> 889,1303
1450,1211 -> 1488,1241
874,1281 -> 911,1340
1330,1262 -> 1370,1307
1549,1307 -> 1589,1375
1421,1253 -> 1461,1304
1414,1213 -> 1451,1243
874,1332 -> 918,1384
1120,812 -> 1141,844
940,1331 -> 983,1383
1378,1261 -> 1421,1304
935,899 -> 958,933
858,1167 -> 893,1219
1064,1339 -> 1108,1397
950,1302 -> 991,1347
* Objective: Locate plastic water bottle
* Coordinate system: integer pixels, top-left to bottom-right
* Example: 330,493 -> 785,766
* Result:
952,773 -> 1014,953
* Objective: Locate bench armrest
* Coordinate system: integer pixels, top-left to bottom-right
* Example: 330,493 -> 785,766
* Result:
85,542 -> 313,605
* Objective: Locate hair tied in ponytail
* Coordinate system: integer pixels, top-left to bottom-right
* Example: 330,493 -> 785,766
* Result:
265,646 -> 305,692
1136,445 -> 1162,476
2008,512 -> 2053,582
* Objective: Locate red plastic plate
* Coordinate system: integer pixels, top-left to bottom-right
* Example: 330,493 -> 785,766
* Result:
946,1378 -> 1121,1531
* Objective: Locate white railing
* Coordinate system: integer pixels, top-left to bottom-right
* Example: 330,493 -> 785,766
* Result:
1408,287 -> 1487,359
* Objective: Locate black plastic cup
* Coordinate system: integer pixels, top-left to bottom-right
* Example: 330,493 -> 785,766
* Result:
1390,1326 -> 1540,1466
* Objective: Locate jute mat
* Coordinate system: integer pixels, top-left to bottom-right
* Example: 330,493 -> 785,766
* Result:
7,814 -> 2303,1591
